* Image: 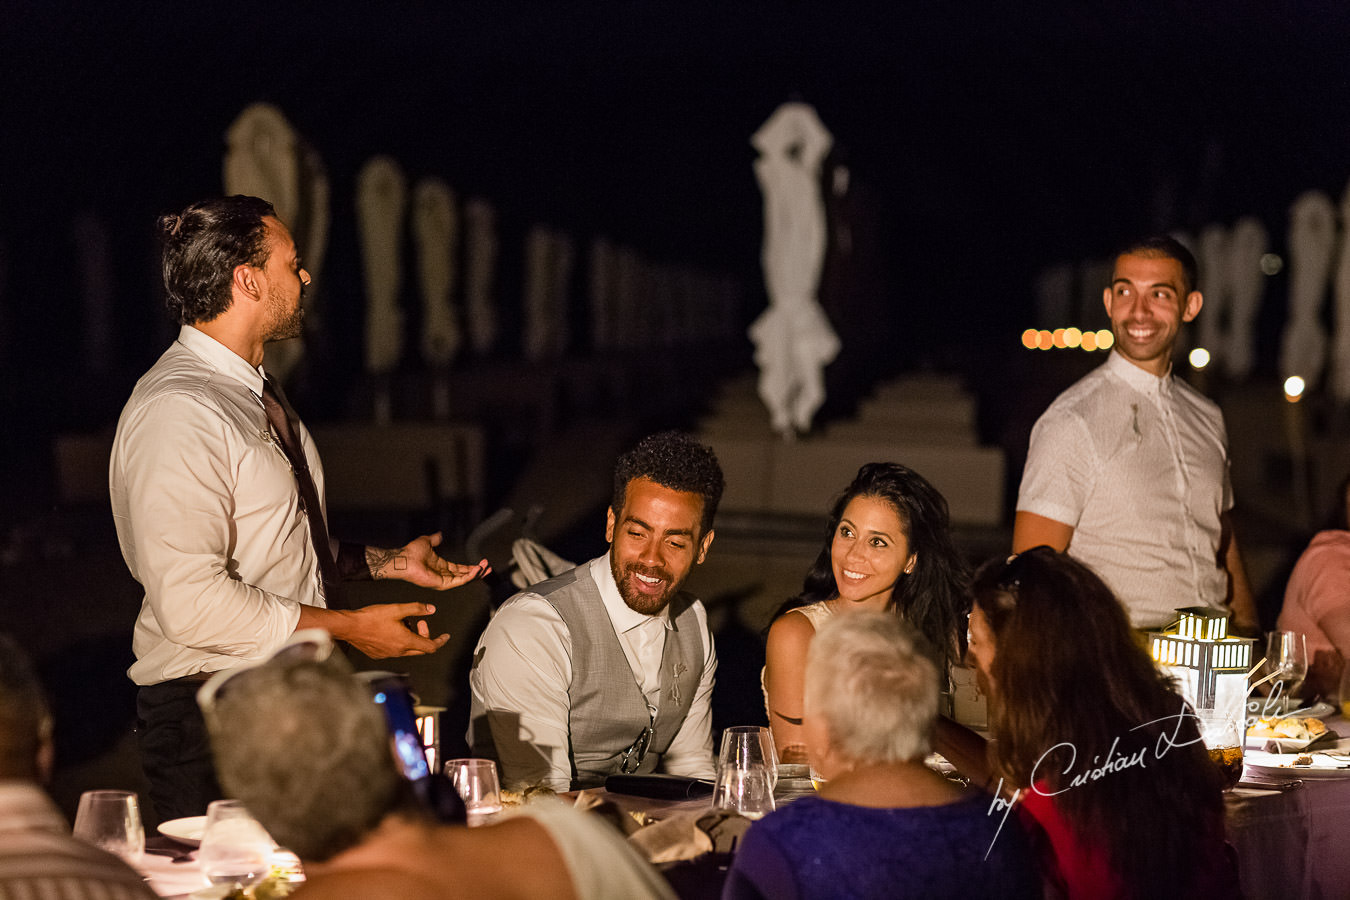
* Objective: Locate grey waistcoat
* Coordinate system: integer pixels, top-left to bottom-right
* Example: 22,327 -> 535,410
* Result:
534,564 -> 704,789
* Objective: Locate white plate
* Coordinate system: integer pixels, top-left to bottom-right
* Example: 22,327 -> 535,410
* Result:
1244,750 -> 1350,780
1244,729 -> 1338,752
158,815 -> 207,846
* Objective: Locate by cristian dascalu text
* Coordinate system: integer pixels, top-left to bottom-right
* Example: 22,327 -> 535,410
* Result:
983,704 -> 1204,859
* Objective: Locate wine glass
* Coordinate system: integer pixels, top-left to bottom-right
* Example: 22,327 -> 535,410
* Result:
72,790 -> 145,865
444,758 -> 503,825
197,800 -> 274,889
719,726 -> 779,792
713,761 -> 776,819
1266,631 -> 1309,710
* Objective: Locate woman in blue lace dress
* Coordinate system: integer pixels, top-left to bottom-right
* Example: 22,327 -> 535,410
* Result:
725,613 -> 1038,900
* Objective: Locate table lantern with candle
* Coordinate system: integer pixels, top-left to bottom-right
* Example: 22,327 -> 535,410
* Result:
1147,607 -> 1254,788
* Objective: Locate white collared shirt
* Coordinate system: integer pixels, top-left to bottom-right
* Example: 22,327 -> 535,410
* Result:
111,326 -> 328,685
468,555 -> 717,791
1017,349 -> 1232,628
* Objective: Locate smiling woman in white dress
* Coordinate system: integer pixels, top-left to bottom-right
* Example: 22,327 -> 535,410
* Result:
762,463 -> 969,763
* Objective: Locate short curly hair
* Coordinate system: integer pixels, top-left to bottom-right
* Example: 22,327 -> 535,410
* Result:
158,195 -> 276,325
612,431 -> 724,535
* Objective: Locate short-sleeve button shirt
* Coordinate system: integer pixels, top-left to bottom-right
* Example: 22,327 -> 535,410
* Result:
1017,350 -> 1232,628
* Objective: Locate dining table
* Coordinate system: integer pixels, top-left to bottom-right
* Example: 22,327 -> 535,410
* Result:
135,735 -> 1350,899
1226,711 -> 1350,899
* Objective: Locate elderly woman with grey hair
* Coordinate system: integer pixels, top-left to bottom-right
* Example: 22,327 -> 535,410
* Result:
723,613 -> 1038,900
199,631 -> 675,900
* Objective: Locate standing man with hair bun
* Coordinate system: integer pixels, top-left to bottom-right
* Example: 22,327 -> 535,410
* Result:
111,195 -> 489,820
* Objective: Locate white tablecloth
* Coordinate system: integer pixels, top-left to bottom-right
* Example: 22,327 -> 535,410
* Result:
1227,717 -> 1350,898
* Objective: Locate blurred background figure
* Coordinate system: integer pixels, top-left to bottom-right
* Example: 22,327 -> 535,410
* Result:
763,463 -> 969,763
0,633 -> 157,899
726,613 -> 1038,900
202,634 -> 675,900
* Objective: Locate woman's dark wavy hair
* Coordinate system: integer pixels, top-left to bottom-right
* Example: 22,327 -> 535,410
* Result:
776,462 -> 970,675
974,547 -> 1227,900
158,195 -> 276,325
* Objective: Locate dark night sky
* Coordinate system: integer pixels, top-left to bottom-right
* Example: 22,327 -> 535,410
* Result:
3,2 -> 1350,379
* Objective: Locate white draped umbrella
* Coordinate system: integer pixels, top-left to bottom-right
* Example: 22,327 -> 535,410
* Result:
464,198 -> 499,356
1223,216 -> 1266,382
357,155 -> 408,422
1196,223 -> 1229,366
1281,190 -> 1335,386
224,103 -> 304,383
413,178 -> 461,367
413,178 -> 460,419
548,229 -> 574,358
748,101 -> 840,438
589,236 -> 616,350
523,224 -> 552,362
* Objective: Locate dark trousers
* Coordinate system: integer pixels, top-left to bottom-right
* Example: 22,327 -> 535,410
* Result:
137,678 -> 223,823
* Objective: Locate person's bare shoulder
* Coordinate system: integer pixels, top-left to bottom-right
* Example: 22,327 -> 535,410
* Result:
767,608 -> 818,655
292,867 -> 443,900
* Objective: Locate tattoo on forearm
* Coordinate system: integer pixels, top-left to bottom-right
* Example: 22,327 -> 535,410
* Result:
366,547 -> 405,579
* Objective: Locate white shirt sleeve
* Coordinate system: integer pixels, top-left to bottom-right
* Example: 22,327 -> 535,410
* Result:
658,602 -> 717,779
115,392 -> 302,659
1015,406 -> 1097,527
467,594 -> 574,792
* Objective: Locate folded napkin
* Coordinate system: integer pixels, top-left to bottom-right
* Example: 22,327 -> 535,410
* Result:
628,808 -> 753,864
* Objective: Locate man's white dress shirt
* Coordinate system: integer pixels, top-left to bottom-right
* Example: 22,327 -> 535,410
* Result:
111,326 -> 328,685
1017,350 -> 1232,628
469,555 -> 717,791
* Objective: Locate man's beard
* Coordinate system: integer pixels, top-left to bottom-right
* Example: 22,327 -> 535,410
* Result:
263,286 -> 305,343
610,557 -> 681,616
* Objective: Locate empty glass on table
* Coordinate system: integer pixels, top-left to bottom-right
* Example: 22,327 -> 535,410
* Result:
444,758 -> 503,824
72,789 -> 145,865
197,799 -> 274,889
719,726 -> 779,791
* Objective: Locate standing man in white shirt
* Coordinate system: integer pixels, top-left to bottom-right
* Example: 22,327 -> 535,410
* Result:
110,195 -> 489,821
1014,236 -> 1258,633
468,431 -> 722,790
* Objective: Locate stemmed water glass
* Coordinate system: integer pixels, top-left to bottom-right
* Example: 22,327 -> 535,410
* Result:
72,790 -> 145,865
1265,631 -> 1309,710
197,800 -> 274,890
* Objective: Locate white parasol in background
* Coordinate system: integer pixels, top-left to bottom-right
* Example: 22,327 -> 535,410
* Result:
464,197 -> 499,356
412,177 -> 461,417
748,101 -> 840,439
1281,190 -> 1334,387
357,155 -> 408,422
224,103 -> 308,384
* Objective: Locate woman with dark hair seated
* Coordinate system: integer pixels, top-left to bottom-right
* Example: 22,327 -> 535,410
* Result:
763,462 -> 970,763
725,613 -> 1038,900
937,547 -> 1239,900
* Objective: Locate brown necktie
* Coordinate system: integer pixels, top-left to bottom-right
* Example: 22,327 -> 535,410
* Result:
260,375 -> 343,606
